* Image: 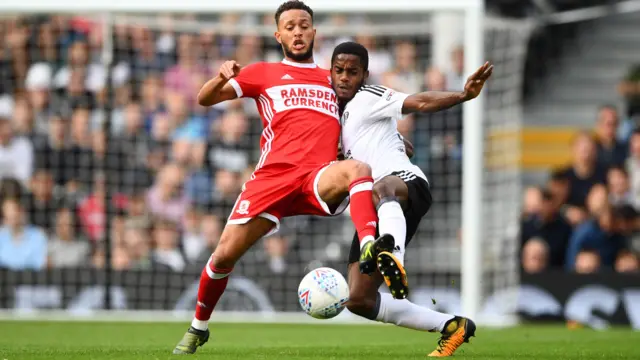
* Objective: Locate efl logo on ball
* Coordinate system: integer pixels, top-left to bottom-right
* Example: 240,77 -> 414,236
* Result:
297,267 -> 349,320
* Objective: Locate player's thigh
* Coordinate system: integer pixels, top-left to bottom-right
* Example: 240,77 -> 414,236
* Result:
289,162 -> 356,216
403,177 -> 433,244
373,175 -> 410,208
212,217 -> 276,269
316,160 -> 371,206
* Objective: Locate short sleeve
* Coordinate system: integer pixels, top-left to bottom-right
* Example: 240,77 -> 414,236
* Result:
365,86 -> 410,121
227,62 -> 265,99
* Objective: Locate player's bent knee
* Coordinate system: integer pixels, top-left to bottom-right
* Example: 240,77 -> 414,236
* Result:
350,160 -> 372,178
373,181 -> 396,200
210,232 -> 242,269
210,247 -> 236,270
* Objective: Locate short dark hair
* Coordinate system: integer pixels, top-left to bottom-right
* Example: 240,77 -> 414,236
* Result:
612,204 -> 638,221
331,41 -> 369,72
275,1 -> 314,25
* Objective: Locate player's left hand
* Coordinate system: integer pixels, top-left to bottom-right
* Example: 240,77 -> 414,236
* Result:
463,61 -> 493,100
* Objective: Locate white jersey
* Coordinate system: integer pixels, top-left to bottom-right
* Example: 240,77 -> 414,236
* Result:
340,85 -> 428,183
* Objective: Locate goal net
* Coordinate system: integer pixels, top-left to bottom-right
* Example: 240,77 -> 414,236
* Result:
0,2 -> 529,325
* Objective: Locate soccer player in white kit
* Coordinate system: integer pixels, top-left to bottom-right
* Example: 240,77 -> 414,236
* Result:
330,42 -> 493,357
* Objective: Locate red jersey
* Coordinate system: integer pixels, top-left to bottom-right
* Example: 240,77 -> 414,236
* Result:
228,60 -> 340,171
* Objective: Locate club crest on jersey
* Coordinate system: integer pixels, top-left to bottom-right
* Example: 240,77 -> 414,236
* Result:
341,111 -> 349,125
236,200 -> 251,215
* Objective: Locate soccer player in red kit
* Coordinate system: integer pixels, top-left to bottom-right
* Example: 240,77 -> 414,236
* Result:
173,1 -> 391,354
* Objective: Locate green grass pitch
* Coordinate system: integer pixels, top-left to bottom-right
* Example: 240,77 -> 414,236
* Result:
0,321 -> 638,359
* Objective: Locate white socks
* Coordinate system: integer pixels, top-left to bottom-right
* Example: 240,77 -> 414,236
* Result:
360,235 -> 375,250
191,318 -> 208,331
375,293 -> 454,332
377,200 -> 407,265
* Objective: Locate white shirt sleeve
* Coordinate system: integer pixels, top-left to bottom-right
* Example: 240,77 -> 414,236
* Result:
366,86 -> 410,122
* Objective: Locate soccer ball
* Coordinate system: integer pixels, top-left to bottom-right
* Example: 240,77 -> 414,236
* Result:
297,267 -> 350,319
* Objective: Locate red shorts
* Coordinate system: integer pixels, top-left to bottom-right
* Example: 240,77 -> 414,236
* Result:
227,162 -> 350,236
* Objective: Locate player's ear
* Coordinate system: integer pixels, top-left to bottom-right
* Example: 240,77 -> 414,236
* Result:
364,70 -> 370,82
274,31 -> 282,45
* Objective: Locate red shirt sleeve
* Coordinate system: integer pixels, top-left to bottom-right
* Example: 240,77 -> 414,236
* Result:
227,62 -> 265,99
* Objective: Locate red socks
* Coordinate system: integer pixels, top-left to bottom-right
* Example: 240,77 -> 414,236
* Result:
194,260 -> 233,322
348,177 -> 378,244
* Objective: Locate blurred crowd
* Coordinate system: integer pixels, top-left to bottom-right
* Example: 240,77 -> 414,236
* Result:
0,14 -> 465,274
520,100 -> 640,274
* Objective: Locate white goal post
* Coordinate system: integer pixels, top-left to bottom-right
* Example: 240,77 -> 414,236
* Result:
0,0 -> 523,326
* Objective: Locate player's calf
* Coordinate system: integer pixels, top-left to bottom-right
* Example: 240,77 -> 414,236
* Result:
174,218 -> 274,355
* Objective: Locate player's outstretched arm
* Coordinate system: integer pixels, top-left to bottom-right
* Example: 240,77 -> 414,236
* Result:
197,60 -> 242,106
401,62 -> 493,115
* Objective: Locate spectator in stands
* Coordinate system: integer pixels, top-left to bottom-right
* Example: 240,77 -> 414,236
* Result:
557,132 -> 606,226
12,96 -> 44,147
26,168 -> 61,233
53,40 -> 103,94
164,34 -> 209,107
446,45 -> 465,91
206,110 -> 251,173
547,170 -> 570,212
151,218 -> 186,272
520,188 -> 572,269
235,34 -> 263,69
354,33 -> 392,84
54,67 -> 95,115
192,213 -> 223,265
607,166 -> 634,206
69,106 -> 92,152
594,105 -> 627,167
522,186 -> 543,218
625,128 -> 640,207
615,251 -> 639,273
264,235 -> 289,274
122,219 -> 154,270
92,244 -> 131,271
382,41 -> 421,94
77,171 -> 127,242
565,205 -> 636,272
211,169 -> 243,216
48,207 -> 89,268
0,115 -> 33,187
197,28 -> 220,67
147,163 -> 190,225
109,209 -> 127,248
521,237 -> 549,274
24,62 -> 54,134
182,207 -> 205,263
130,28 -> 168,82
617,63 -> 640,125
126,190 -> 150,227
0,197 -> 47,270
34,114 -> 74,187
574,250 -> 601,274
168,93 -> 206,166
586,184 -> 609,217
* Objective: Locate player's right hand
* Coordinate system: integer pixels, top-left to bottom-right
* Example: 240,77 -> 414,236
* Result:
219,60 -> 241,81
